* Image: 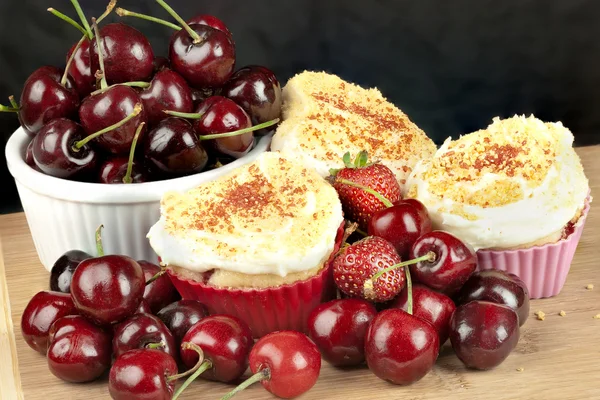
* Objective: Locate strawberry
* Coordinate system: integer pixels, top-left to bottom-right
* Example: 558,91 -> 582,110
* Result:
332,236 -> 406,302
329,151 -> 401,230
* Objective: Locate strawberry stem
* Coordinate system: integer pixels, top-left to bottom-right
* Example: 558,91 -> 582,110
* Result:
220,368 -> 271,400
95,225 -> 104,256
335,178 -> 393,208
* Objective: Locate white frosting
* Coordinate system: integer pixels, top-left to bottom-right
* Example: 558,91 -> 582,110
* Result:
406,120 -> 589,251
147,152 -> 344,277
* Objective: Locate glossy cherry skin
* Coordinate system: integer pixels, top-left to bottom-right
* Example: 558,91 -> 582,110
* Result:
152,56 -> 170,74
365,309 -> 439,385
187,14 -> 231,36
140,69 -> 193,126
21,291 -> 77,354
180,315 -> 253,383
457,270 -> 530,326
409,230 -> 477,296
191,87 -> 215,106
144,117 -> 208,176
47,315 -> 111,382
390,284 -> 456,344
139,261 -> 179,313
109,349 -> 178,400
70,255 -> 145,325
32,118 -> 97,179
98,157 -> 147,184
91,23 -> 154,84
449,300 -> 520,370
223,66 -> 282,128
136,299 -> 152,314
25,140 -> 35,166
368,199 -> 433,258
307,298 -> 377,367
67,38 -> 94,97
194,96 -> 254,158
79,85 -> 147,154
169,24 -> 235,88
157,300 -> 207,344
250,331 -> 321,399
18,66 -> 79,136
50,250 -> 92,293
112,313 -> 177,360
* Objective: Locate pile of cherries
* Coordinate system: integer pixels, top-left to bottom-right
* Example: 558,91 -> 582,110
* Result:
21,226 -> 322,399
7,0 -> 282,184
311,182 -> 531,385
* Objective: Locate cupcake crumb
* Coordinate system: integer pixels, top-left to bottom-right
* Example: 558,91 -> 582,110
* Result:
559,310 -> 566,317
593,314 -> 600,319
586,284 -> 594,290
516,367 -> 524,372
535,311 -> 546,321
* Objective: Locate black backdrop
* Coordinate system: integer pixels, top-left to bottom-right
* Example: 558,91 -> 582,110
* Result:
2,0 -> 600,212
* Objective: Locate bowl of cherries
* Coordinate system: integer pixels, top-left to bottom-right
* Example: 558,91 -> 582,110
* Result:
4,0 -> 282,271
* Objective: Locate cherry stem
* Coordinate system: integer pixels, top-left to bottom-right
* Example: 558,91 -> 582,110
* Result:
199,118 -> 280,141
335,178 -> 394,208
91,18 -> 108,90
342,221 -> 358,244
95,225 -> 104,256
405,265 -> 413,315
97,0 -> 117,24
90,81 -> 151,96
116,7 -> 182,31
155,0 -> 202,44
220,368 -> 271,400
47,8 -> 90,38
0,105 -> 18,113
73,103 -> 142,150
123,122 -> 144,184
163,110 -> 204,119
61,35 -> 86,86
8,96 -> 18,109
69,0 -> 93,39
170,343 -> 212,400
363,251 -> 435,298
145,268 -> 165,285
145,341 -> 165,350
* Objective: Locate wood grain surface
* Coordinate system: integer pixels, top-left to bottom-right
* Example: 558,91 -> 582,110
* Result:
1,146 -> 600,400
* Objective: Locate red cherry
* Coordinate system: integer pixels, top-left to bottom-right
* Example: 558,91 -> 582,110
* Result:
224,331 -> 321,399
21,291 -> 77,354
307,298 -> 377,367
156,300 -> 207,344
98,156 -> 147,184
66,38 -> 94,98
136,299 -> 152,314
368,199 -> 432,258
390,283 -> 456,344
47,315 -> 111,382
112,313 -> 177,360
180,314 -> 253,383
152,56 -> 170,74
139,69 -> 193,126
365,308 -> 439,385
186,14 -> 231,36
409,230 -> 477,295
25,139 -> 36,168
50,250 -> 92,293
449,300 -> 520,370
139,261 -> 179,313
456,270 -> 530,326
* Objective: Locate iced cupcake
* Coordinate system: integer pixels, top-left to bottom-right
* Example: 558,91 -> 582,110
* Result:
147,152 -> 345,336
405,115 -> 590,298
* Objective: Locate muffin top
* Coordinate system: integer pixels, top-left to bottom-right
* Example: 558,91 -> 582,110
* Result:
147,152 -> 344,277
405,115 -> 589,250
271,71 -> 436,185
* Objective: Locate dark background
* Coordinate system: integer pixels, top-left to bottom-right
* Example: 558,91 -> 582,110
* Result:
2,0 -> 600,213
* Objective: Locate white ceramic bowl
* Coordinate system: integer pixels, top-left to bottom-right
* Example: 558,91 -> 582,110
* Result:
5,127 -> 272,271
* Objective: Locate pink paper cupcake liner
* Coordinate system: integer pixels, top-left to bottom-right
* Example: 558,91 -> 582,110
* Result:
167,223 -> 345,338
476,197 -> 591,299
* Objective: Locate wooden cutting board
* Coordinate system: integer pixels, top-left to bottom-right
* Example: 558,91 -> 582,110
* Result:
1,146 -> 600,400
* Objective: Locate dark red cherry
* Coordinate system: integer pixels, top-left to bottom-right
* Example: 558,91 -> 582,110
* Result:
139,69 -> 193,126
191,87 -> 215,106
50,250 -> 92,293
25,140 -> 36,167
169,24 -> 235,88
157,300 -> 207,344
32,118 -> 97,179
66,38 -> 94,98
223,66 -> 282,129
21,291 -> 77,354
152,56 -> 170,74
136,299 -> 152,314
307,298 -> 377,367
19,66 -> 79,136
90,23 -> 154,84
98,157 -> 147,184
144,117 -> 208,176
138,261 -> 179,313
79,85 -> 147,154
186,14 -> 231,36
194,96 -> 254,158
112,313 -> 177,360
47,315 -> 111,382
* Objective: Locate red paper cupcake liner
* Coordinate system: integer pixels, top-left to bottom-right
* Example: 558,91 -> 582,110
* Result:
476,197 -> 591,299
168,223 -> 345,337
